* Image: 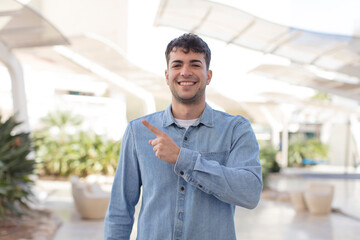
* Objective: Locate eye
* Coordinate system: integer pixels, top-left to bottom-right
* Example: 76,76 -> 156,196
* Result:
192,64 -> 201,68
172,64 -> 181,68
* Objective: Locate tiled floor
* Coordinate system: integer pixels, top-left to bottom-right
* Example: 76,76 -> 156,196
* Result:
35,180 -> 108,240
234,200 -> 360,240
268,167 -> 360,220
36,167 -> 360,240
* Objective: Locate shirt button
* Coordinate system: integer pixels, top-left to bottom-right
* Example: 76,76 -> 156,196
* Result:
180,186 -> 185,191
184,137 -> 188,141
180,171 -> 184,175
198,184 -> 203,188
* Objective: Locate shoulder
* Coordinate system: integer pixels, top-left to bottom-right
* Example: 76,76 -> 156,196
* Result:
212,110 -> 257,144
212,109 -> 250,126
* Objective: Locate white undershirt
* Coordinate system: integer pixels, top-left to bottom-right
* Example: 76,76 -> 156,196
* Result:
175,118 -> 199,130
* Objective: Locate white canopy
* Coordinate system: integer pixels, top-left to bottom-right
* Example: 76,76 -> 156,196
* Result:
154,0 -> 360,102
0,0 -> 69,132
0,0 -> 69,49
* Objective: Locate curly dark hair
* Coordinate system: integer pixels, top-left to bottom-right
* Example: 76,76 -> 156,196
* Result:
165,33 -> 211,70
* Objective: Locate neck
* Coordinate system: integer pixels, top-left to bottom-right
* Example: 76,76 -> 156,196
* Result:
171,100 -> 206,120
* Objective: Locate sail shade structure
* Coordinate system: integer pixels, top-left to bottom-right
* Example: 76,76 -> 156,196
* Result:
154,0 -> 360,102
60,35 -> 248,116
250,64 -> 360,102
0,0 -> 69,49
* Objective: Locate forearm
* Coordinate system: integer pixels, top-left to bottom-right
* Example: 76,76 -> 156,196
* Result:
104,211 -> 134,240
104,173 -> 138,239
174,147 -> 263,208
104,124 -> 140,239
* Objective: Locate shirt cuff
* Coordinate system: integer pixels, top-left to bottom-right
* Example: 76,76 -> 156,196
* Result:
174,147 -> 197,181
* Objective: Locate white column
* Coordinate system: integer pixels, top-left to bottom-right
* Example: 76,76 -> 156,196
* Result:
260,105 -> 282,147
350,114 -> 360,168
281,119 -> 289,168
280,104 -> 296,168
0,42 -> 30,133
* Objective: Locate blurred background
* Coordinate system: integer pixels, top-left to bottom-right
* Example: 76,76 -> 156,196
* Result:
1,0 -> 360,239
2,0 -> 360,169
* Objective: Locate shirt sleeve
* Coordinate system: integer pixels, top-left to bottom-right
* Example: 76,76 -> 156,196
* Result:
174,119 -> 263,209
104,123 -> 141,240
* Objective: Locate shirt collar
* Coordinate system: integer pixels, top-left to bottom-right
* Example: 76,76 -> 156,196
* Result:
163,103 -> 214,128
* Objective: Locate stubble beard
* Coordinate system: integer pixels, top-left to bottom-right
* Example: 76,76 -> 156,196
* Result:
170,84 -> 206,105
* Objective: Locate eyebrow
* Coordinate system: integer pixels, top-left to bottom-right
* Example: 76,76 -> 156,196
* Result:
171,60 -> 183,65
170,59 -> 203,65
190,60 -> 203,64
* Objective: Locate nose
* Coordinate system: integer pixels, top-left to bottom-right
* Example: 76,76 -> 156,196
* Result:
180,65 -> 192,78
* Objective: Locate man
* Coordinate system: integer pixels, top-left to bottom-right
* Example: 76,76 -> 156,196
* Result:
104,33 -> 262,240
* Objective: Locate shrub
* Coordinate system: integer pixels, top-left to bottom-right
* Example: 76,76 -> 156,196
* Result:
33,111 -> 121,177
259,144 -> 280,189
288,138 -> 329,167
0,115 -> 35,220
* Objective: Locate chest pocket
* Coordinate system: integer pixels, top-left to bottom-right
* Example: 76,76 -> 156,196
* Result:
200,151 -> 230,166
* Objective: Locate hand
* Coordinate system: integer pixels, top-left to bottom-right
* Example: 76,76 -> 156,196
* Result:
141,119 -> 180,164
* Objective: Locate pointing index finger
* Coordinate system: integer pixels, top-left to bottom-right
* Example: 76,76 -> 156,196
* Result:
141,119 -> 164,137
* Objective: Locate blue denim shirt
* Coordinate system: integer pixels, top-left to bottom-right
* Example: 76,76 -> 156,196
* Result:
104,104 -> 262,240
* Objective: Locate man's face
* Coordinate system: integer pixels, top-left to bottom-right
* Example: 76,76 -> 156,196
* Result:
165,48 -> 212,105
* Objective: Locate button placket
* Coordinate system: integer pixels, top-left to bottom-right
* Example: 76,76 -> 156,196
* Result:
173,129 -> 192,239
182,135 -> 189,147
182,130 -> 190,147
173,178 -> 186,240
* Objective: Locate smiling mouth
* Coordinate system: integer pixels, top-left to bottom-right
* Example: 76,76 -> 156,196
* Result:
179,82 -> 195,86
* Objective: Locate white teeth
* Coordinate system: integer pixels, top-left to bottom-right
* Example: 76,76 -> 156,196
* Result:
179,82 -> 195,86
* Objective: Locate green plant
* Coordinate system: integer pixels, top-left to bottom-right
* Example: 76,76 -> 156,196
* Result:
259,144 -> 280,189
0,115 -> 35,220
288,138 -> 329,167
33,111 -> 121,177
311,91 -> 332,102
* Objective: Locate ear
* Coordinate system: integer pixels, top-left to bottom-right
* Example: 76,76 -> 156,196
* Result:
206,70 -> 212,85
165,69 -> 169,85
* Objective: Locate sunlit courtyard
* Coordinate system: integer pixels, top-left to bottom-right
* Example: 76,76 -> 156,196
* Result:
1,0 -> 360,239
